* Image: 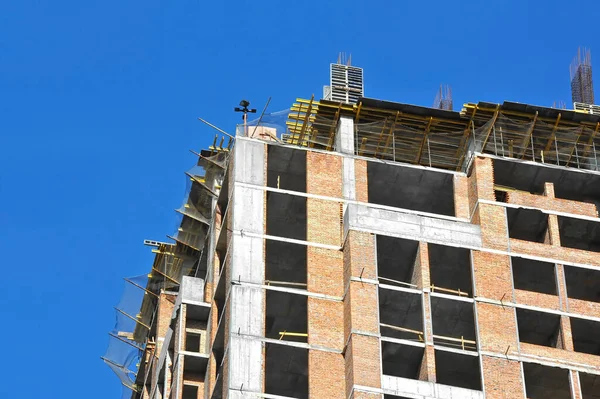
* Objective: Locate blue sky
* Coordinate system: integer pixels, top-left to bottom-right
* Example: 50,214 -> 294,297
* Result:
0,1 -> 597,397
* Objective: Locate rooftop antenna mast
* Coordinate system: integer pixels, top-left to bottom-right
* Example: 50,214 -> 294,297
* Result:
570,47 -> 594,105
234,100 -> 256,136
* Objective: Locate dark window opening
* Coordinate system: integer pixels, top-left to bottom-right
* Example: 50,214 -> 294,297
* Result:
265,344 -> 308,399
266,291 -> 307,342
516,308 -> 560,347
267,146 -> 307,192
381,341 -> 424,380
558,215 -> 600,253
429,244 -> 472,297
571,317 -> 600,356
266,240 -> 307,285
431,297 -> 476,351
376,235 -> 419,287
182,385 -> 198,399
580,371 -> 600,399
512,257 -> 557,295
523,362 -> 571,399
185,332 -> 201,352
565,265 -> 600,303
435,350 -> 481,390
379,288 -> 423,340
507,207 -> 549,243
367,161 -> 455,216
266,192 -> 307,241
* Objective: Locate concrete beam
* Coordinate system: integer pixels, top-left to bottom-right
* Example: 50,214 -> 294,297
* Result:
345,203 -> 482,248
382,375 -> 484,399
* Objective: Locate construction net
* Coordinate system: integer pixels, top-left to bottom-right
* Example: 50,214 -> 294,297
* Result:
239,109 -> 291,140
103,274 -> 156,396
473,113 -> 600,171
104,139 -> 233,398
354,119 -> 471,171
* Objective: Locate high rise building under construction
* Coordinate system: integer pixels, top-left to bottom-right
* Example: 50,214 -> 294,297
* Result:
103,54 -> 600,399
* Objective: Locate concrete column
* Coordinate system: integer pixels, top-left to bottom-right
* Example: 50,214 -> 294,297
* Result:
335,116 -> 357,201
411,243 -> 436,382
226,139 -> 266,397
343,230 -> 383,399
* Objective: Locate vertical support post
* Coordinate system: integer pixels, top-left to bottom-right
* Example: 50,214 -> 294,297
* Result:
336,116 -> 356,201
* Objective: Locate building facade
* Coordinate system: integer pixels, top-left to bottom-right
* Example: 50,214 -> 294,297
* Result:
106,97 -> 600,399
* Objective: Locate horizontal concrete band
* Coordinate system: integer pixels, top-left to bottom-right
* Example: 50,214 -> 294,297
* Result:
382,375 -> 484,399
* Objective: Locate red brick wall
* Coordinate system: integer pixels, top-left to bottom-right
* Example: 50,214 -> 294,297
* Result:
476,302 -> 518,354
472,252 -> 512,301
481,356 -> 524,399
309,351 -> 345,399
355,159 -> 368,203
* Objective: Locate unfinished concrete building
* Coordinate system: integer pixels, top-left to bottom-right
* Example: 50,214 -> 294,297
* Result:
104,91 -> 600,399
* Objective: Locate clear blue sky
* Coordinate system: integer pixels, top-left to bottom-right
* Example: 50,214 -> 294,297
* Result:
0,1 -> 597,397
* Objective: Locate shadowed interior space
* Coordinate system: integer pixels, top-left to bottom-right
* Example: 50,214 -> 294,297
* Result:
265,290 -> 307,342
377,235 -> 419,286
492,158 -> 600,213
267,145 -> 307,192
580,372 -> 600,399
428,243 -> 472,297
512,257 -> 557,295
435,350 -> 481,390
565,265 -> 600,302
265,240 -> 307,284
265,343 -> 308,399
182,385 -> 198,399
523,362 -> 571,399
516,308 -> 560,347
431,297 -> 476,351
367,161 -> 455,216
379,288 -> 423,340
381,341 -> 424,379
507,207 -> 548,243
571,317 -> 600,355
266,192 -> 307,240
558,216 -> 600,253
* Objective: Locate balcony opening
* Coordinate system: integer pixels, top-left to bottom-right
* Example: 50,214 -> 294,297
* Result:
580,372 -> 600,399
379,288 -> 423,340
431,297 -> 476,351
507,207 -> 548,243
435,350 -> 481,390
523,362 -> 571,399
558,215 -> 600,253
265,343 -> 308,399
381,341 -> 424,380
571,317 -> 600,356
565,265 -> 600,302
367,161 -> 455,216
266,290 -> 307,343
376,235 -> 419,287
429,243 -> 472,297
512,257 -> 557,295
516,308 -> 560,347
267,145 -> 306,192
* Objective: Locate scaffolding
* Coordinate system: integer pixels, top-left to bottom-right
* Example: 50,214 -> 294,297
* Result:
103,133 -> 233,399
283,97 -> 600,173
